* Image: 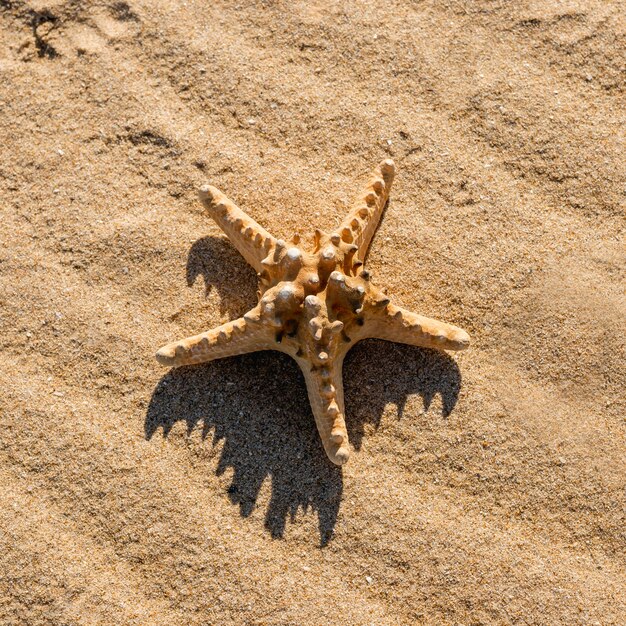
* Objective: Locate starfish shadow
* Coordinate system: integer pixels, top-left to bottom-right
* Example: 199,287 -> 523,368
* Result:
343,339 -> 462,451
146,237 -> 462,545
146,351 -> 343,546
186,236 -> 257,317
145,341 -> 460,545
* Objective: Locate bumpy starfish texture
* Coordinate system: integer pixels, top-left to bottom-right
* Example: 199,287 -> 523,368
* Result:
156,160 -> 470,465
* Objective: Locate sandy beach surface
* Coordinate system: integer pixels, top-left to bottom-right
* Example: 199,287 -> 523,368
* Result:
1,1 -> 625,624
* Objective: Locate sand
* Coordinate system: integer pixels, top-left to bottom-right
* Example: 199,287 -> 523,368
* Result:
0,0 -> 624,624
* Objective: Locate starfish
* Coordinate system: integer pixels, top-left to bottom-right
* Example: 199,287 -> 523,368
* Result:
156,159 -> 470,465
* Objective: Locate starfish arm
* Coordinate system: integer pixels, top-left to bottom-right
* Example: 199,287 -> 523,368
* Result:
299,359 -> 350,466
338,159 -> 395,260
360,302 -> 470,352
198,184 -> 278,273
155,312 -> 275,367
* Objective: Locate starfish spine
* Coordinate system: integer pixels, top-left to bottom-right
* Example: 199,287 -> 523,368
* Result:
198,185 -> 277,273
338,158 -> 395,260
156,315 -> 275,367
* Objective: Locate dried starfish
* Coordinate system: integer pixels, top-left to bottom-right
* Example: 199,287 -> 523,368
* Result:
156,159 -> 470,465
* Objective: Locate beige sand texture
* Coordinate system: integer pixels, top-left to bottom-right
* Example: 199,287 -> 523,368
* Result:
0,1 -> 624,624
